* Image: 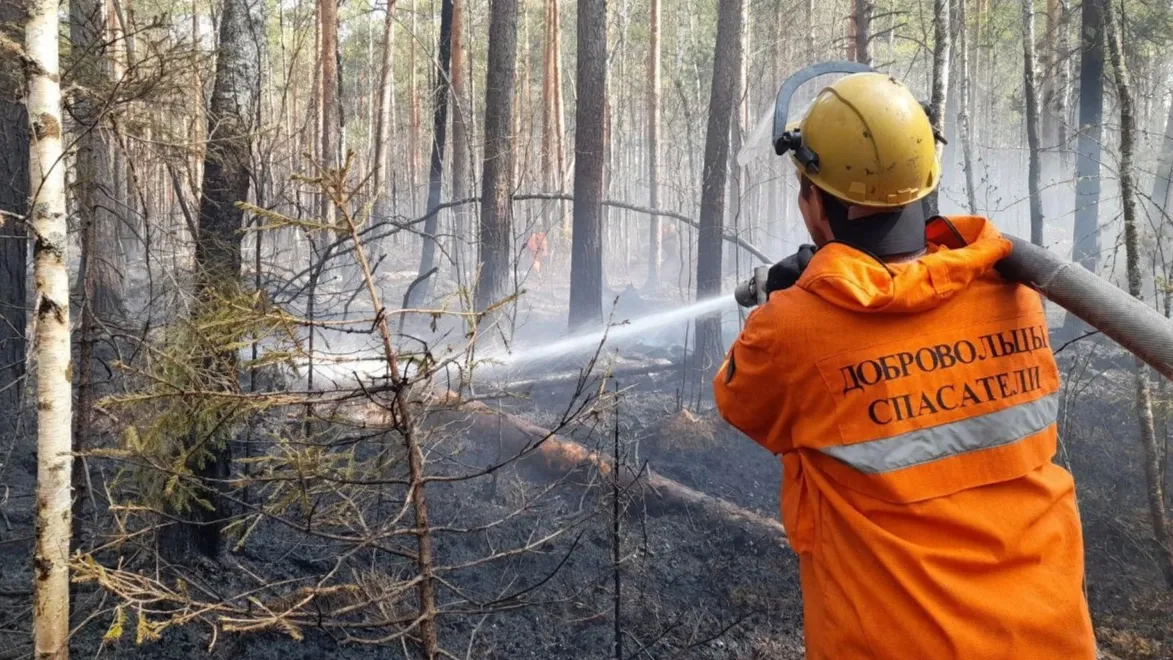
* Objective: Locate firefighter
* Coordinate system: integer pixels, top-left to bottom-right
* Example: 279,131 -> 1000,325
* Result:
713,72 -> 1096,658
524,230 -> 549,274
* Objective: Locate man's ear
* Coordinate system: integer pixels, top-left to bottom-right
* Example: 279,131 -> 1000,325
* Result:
806,183 -> 825,219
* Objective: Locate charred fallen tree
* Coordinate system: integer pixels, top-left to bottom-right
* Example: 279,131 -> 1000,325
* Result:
441,398 -> 789,548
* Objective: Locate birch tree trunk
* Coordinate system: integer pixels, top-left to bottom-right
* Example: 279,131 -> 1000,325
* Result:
26,0 -> 73,651
408,0 -> 454,306
694,0 -> 744,376
646,0 -> 662,287
1021,0 -> 1044,245
924,0 -> 950,216
0,0 -> 28,445
475,0 -> 519,314
568,0 -> 608,330
957,0 -> 979,213
318,0 -> 339,223
1103,0 -> 1173,589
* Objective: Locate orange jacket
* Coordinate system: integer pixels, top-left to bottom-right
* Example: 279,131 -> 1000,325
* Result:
714,216 -> 1095,659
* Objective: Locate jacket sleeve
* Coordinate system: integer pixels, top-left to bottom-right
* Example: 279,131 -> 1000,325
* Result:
712,306 -> 789,454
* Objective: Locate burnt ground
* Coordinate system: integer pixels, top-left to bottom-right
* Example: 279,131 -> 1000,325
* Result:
1,329 -> 1172,658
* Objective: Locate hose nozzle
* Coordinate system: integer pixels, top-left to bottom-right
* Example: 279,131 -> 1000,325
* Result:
734,266 -> 771,308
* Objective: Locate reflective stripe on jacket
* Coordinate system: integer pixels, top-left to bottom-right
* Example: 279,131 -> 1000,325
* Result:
714,216 -> 1096,659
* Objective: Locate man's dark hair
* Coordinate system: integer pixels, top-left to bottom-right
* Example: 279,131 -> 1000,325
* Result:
799,174 -> 926,258
799,174 -> 849,225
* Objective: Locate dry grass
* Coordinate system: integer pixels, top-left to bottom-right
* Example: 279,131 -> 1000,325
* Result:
650,408 -> 717,452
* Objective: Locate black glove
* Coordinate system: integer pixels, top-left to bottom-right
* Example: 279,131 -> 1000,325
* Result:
764,244 -> 816,295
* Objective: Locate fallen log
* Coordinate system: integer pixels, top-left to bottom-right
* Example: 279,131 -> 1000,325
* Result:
488,359 -> 682,391
457,400 -> 789,548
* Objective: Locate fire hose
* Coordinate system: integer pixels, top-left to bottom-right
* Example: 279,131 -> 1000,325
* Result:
733,236 -> 1173,382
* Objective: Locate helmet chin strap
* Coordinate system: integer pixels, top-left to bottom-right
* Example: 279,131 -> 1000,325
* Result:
827,202 -> 928,259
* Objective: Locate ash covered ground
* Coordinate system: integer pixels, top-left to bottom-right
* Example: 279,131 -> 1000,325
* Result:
1,282 -> 1171,659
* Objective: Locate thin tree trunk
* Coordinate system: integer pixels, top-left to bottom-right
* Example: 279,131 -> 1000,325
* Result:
727,0 -> 748,277
450,0 -> 469,276
852,0 -> 872,65
923,0 -> 950,216
1042,0 -> 1059,146
541,0 -> 558,199
179,0 -> 264,559
408,0 -> 454,305
1060,0 -> 1104,340
319,0 -> 339,222
694,0 -> 744,376
1055,0 -> 1071,151
71,0 -> 118,537
1151,97 -> 1173,218
0,1 -> 29,447
1072,0 -> 1103,268
958,0 -> 978,214
373,0 -> 398,212
26,0 -> 72,650
409,0 -> 421,214
646,0 -> 662,287
568,0 -> 608,330
549,0 -> 567,239
1104,0 -> 1173,589
474,0 -> 519,314
1021,0 -> 1044,245
805,0 -> 815,59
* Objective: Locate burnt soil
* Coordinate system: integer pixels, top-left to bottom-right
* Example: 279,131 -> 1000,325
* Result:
2,336 -> 1172,658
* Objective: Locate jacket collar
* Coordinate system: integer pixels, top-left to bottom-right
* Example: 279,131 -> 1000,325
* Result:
795,216 -> 1012,314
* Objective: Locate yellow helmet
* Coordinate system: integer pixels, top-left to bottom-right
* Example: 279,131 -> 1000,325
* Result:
785,72 -> 939,208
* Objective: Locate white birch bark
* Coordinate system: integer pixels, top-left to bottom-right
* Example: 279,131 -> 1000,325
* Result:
26,0 -> 73,653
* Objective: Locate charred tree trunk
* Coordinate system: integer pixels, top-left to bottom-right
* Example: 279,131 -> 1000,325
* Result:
1061,0 -> 1104,340
958,0 -> 979,213
1021,0 -> 1044,245
70,0 -> 122,532
568,0 -> 608,331
474,0 -> 519,314
923,0 -> 950,216
408,0 -> 454,306
646,0 -> 662,288
694,0 -> 744,378
178,0 -> 264,560
852,0 -> 873,65
0,1 -> 28,445
1103,0 -> 1173,590
26,0 -> 72,649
